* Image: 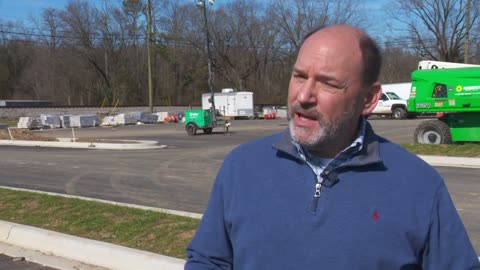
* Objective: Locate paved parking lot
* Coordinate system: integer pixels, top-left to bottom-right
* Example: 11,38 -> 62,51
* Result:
1,117 -> 479,254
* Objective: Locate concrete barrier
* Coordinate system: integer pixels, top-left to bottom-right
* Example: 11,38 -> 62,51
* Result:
0,221 -> 185,270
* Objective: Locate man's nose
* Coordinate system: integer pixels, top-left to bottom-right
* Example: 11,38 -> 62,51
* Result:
296,79 -> 316,105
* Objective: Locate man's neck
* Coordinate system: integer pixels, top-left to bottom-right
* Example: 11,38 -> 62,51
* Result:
305,123 -> 360,158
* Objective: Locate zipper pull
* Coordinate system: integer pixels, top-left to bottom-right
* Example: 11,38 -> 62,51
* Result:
314,183 -> 321,197
310,182 -> 322,212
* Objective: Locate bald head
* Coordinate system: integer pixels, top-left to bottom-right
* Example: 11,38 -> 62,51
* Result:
300,25 -> 382,87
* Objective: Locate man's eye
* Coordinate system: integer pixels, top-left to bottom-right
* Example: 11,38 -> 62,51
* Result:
293,74 -> 306,80
324,82 -> 339,89
321,81 -> 346,93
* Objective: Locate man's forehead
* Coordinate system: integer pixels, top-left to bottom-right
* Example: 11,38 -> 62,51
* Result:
296,37 -> 359,67
296,45 -> 330,64
301,27 -> 362,53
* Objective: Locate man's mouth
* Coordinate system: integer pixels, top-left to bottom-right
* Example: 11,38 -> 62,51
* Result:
294,111 -> 318,126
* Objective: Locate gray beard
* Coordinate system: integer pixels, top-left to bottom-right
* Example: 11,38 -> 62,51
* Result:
288,103 -> 359,150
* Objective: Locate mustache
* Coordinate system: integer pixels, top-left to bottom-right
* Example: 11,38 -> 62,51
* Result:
288,103 -> 321,119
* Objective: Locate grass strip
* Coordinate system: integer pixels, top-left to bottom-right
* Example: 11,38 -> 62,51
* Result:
401,143 -> 480,157
0,188 -> 199,259
0,118 -> 18,127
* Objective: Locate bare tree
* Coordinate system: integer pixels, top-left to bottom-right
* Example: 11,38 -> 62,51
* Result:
2,0 -> 429,106
59,0 -> 109,104
388,0 -> 480,62
0,22 -> 36,100
209,0 -> 264,90
380,42 -> 420,83
155,0 -> 205,105
270,0 -> 366,52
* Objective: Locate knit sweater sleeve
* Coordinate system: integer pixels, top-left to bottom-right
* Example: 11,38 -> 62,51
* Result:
185,158 -> 234,270
421,182 -> 480,269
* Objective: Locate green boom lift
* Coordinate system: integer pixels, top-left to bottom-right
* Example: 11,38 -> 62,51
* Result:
407,67 -> 480,144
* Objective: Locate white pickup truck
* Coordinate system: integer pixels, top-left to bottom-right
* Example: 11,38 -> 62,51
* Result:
371,92 -> 409,119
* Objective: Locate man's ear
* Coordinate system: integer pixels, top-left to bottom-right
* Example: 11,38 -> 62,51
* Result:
361,82 -> 382,115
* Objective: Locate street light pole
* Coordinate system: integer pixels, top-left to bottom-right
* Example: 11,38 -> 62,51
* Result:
198,0 -> 215,119
147,0 -> 153,113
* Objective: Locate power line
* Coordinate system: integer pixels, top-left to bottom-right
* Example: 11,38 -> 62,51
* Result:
2,25 -> 477,50
0,29 -> 149,42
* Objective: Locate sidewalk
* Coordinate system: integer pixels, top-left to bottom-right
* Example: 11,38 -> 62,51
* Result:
0,155 -> 479,269
419,155 -> 480,168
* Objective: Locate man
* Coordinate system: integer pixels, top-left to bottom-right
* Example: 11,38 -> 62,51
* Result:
185,25 -> 480,269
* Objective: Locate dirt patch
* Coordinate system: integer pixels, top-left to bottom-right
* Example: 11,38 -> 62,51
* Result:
0,129 -> 57,141
177,230 -> 196,241
0,129 -> 139,144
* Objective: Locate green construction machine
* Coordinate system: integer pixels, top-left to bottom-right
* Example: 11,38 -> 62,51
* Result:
184,108 -> 231,136
407,67 -> 480,144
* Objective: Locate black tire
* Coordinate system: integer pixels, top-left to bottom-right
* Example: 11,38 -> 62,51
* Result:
414,120 -> 452,144
203,128 -> 213,134
392,107 -> 407,119
406,113 -> 417,119
186,123 -> 197,136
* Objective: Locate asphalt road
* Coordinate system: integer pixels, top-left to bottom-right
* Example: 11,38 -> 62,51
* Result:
0,118 -> 479,254
0,254 -> 55,270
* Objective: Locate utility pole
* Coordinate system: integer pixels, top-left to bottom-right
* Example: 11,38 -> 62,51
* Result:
146,0 -> 153,113
104,0 -> 108,83
198,0 -> 215,118
465,0 -> 471,64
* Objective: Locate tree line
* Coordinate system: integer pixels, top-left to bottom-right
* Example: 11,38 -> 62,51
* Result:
0,0 -> 478,106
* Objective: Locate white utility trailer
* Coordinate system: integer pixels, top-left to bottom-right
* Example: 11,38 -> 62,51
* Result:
202,89 -> 254,118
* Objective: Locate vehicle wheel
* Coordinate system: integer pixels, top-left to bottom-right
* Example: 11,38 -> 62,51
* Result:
406,113 -> 417,119
186,123 -> 197,136
414,120 -> 452,144
203,128 -> 213,134
392,107 -> 407,119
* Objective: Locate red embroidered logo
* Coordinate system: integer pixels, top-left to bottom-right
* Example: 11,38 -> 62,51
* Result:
372,210 -> 380,221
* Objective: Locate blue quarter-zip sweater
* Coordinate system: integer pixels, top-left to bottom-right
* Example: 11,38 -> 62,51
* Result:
185,123 -> 480,270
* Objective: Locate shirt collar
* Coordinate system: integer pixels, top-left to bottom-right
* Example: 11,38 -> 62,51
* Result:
293,116 -> 367,168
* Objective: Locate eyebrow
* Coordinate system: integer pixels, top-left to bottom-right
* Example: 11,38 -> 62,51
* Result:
292,67 -> 306,76
292,67 -> 340,83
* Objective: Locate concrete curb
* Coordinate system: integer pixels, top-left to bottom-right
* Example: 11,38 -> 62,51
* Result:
0,221 -> 185,270
418,155 -> 480,168
0,139 -> 167,150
